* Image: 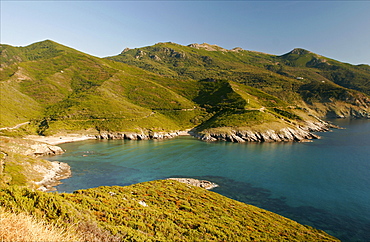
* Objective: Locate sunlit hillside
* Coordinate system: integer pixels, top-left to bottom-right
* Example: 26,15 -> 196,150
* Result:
1,40 -> 369,141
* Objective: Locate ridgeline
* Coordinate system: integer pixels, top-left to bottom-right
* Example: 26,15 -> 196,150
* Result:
1,40 -> 369,142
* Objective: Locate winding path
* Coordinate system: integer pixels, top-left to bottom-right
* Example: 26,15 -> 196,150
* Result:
0,122 -> 30,131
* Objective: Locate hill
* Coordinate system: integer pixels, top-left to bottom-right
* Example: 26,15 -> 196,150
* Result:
1,40 -> 369,142
0,40 -> 203,136
0,180 -> 339,241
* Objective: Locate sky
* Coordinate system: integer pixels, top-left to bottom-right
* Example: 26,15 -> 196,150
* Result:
1,1 -> 370,65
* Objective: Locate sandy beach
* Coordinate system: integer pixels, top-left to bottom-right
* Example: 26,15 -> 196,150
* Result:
25,134 -> 96,145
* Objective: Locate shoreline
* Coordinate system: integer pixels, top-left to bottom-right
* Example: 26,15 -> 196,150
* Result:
25,134 -> 97,145
34,161 -> 71,192
25,130 -> 193,146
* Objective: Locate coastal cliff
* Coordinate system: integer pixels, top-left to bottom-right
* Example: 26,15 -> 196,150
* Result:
197,121 -> 337,143
96,131 -> 182,140
92,119 -> 339,143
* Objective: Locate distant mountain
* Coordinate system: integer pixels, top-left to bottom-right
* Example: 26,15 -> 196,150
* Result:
1,40 -> 369,142
278,48 -> 370,95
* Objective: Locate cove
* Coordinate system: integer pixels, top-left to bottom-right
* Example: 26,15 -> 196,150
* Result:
48,119 -> 370,241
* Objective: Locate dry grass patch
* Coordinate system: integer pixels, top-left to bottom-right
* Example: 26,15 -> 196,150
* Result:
0,208 -> 80,242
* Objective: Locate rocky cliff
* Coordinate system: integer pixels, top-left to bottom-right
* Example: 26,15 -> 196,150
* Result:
196,121 -> 338,143
96,131 -> 183,140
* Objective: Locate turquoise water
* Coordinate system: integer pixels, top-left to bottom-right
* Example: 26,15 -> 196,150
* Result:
49,119 -> 370,241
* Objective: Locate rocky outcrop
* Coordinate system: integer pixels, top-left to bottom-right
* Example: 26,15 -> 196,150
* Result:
188,43 -> 228,52
27,143 -> 64,157
34,161 -> 71,192
0,136 -> 70,191
150,54 -> 161,61
96,131 -> 182,140
167,178 -> 218,190
195,121 -> 337,143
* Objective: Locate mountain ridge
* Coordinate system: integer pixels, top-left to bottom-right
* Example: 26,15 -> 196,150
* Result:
1,40 -> 369,142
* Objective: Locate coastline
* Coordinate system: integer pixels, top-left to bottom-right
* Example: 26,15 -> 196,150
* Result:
34,161 -> 71,192
24,135 -> 89,191
20,123 -> 331,192
25,130 -> 193,145
25,134 -> 97,145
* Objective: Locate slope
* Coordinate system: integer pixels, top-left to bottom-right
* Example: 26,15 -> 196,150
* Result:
278,48 -> 370,95
0,40 -> 205,135
0,180 -> 339,241
109,42 -> 370,120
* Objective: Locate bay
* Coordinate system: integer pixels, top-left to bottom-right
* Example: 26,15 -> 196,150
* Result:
48,119 -> 370,241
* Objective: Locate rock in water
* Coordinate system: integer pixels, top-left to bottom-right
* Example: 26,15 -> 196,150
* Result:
167,178 -> 218,190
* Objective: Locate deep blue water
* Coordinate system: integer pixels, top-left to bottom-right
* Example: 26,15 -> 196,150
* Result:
48,119 -> 370,241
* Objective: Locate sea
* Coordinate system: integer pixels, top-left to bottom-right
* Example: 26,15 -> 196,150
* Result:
48,119 -> 370,242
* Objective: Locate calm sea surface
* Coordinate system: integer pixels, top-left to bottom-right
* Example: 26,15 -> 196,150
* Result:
49,119 -> 370,241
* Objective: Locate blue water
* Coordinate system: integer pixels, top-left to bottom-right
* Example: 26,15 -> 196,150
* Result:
48,119 -> 370,241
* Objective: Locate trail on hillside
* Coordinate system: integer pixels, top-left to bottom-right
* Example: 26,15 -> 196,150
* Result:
0,122 -> 30,131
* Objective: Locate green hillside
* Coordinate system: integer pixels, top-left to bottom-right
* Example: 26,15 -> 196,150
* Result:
0,180 -> 339,241
0,41 -> 204,136
109,42 -> 369,121
278,48 -> 370,95
1,40 -> 369,140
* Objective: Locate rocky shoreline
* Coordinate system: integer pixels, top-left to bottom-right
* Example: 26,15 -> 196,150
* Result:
21,140 -> 71,191
19,121 -> 338,192
194,121 -> 339,143
1,136 -> 71,192
34,161 -> 71,192
96,131 -> 184,140
92,120 -> 341,143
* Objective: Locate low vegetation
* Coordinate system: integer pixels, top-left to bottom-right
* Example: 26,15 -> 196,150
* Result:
0,180 -> 339,241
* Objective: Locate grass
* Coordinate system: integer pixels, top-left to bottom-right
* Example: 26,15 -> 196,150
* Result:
0,207 -> 81,242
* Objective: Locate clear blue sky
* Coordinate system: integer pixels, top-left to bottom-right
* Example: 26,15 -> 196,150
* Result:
1,1 -> 369,64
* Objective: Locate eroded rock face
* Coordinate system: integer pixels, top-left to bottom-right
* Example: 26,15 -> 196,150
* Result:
96,131 -> 181,140
199,128 -> 319,143
34,161 -> 71,192
196,121 -> 336,143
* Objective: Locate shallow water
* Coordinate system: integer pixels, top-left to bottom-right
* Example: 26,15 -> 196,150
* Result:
49,119 -> 370,241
